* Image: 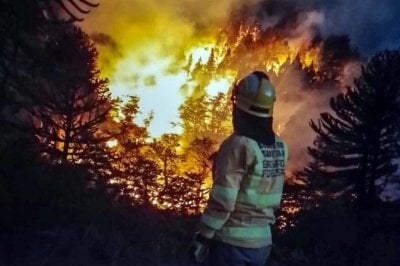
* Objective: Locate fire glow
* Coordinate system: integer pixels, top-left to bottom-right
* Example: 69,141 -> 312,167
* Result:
81,0 -> 323,138
79,1 -> 363,223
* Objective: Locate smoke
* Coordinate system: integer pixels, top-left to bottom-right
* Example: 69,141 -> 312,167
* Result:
319,0 -> 400,54
90,33 -> 121,74
82,0 -> 261,75
256,0 -> 400,55
266,64 -> 333,176
340,61 -> 362,89
232,0 -> 398,174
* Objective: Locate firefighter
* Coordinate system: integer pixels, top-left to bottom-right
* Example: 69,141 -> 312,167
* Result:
190,71 -> 288,266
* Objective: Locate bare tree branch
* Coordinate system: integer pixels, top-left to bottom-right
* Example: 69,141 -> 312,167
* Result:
79,0 -> 99,8
56,0 -> 84,22
68,0 -> 90,14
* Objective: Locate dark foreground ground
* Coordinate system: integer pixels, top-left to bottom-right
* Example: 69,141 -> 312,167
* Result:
1,201 -> 399,266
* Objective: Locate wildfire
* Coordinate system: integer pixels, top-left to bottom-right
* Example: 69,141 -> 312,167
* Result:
79,1 -> 343,226
81,1 -> 325,137
299,45 -> 321,71
188,45 -> 214,67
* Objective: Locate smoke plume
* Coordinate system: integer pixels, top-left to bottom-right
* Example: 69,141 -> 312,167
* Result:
256,0 -> 400,54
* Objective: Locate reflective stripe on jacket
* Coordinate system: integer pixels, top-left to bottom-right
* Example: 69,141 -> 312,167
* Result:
199,133 -> 288,248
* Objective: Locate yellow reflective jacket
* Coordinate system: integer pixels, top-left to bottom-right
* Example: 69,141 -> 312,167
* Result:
199,133 -> 288,248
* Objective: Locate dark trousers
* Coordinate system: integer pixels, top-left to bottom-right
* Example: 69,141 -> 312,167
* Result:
207,241 -> 272,266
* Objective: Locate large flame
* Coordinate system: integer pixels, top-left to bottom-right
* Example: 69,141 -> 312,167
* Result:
75,1 -> 354,226
81,0 -> 324,137
79,0 -> 367,185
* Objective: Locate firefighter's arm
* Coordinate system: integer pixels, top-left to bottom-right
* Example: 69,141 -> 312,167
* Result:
198,137 -> 253,238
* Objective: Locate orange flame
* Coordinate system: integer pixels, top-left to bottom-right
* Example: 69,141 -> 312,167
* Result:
80,2 -> 325,224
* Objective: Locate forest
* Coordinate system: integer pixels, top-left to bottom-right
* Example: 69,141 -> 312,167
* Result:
1,1 -> 399,265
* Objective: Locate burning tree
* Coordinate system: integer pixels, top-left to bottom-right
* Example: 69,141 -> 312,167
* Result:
150,133 -> 180,188
106,96 -> 162,206
117,151 -> 160,206
179,92 -> 232,146
304,50 -> 400,207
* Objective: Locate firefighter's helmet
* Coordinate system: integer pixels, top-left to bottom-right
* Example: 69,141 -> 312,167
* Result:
232,71 -> 276,117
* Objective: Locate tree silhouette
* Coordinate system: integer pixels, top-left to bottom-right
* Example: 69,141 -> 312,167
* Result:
150,133 -> 180,189
304,50 -> 400,208
182,137 -> 216,212
0,0 -> 49,110
21,25 -> 112,163
315,35 -> 359,85
0,0 -> 96,110
108,96 -> 161,206
118,152 -> 160,206
157,172 -> 209,215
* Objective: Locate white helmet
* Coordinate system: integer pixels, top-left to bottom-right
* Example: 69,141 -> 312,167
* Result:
232,71 -> 276,117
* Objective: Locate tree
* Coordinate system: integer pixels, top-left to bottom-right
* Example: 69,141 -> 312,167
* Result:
183,137 -> 216,212
150,133 -> 180,188
208,92 -> 232,142
179,95 -> 209,145
118,152 -> 160,206
304,50 -> 400,208
315,35 -> 359,84
0,1 -> 110,232
0,0 -> 48,109
157,172 -> 209,215
21,25 -> 112,163
179,93 -> 232,146
0,0 -> 97,108
107,96 -> 161,206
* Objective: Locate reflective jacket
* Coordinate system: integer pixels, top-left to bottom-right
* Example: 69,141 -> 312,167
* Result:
199,133 -> 288,248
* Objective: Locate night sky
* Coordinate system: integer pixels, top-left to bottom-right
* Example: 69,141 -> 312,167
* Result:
261,0 -> 400,55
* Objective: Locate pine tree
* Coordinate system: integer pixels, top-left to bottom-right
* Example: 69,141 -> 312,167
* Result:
304,50 -> 400,207
22,25 -> 112,163
0,0 -> 48,110
0,0 -> 98,106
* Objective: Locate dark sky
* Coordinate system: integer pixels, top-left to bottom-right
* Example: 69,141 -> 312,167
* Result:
260,0 -> 400,55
